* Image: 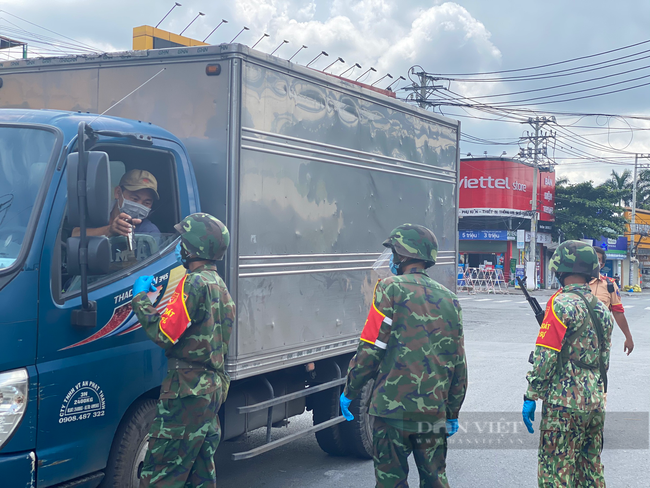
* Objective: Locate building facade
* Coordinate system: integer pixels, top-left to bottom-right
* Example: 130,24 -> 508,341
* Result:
458,157 -> 555,287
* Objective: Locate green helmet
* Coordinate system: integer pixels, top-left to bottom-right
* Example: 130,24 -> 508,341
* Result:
383,224 -> 438,265
549,240 -> 599,279
174,213 -> 230,261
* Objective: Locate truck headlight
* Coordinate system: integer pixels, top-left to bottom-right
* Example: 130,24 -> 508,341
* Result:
0,368 -> 28,450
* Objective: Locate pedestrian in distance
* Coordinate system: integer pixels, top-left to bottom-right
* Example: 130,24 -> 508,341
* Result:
341,224 -> 467,488
131,213 -> 235,488
523,240 -> 614,488
590,246 -> 634,355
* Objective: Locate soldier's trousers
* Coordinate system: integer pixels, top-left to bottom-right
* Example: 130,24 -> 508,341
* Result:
373,416 -> 450,488
140,390 -> 222,488
538,402 -> 605,488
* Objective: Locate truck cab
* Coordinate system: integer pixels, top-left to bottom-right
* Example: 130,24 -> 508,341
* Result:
0,109 -> 196,488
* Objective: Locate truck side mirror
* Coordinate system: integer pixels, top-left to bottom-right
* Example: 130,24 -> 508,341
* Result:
66,122 -> 114,327
66,237 -> 111,275
66,151 -> 111,228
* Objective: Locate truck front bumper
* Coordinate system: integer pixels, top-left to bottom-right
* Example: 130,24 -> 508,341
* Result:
0,451 -> 35,488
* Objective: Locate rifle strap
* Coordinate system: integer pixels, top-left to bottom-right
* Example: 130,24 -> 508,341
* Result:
563,290 -> 608,393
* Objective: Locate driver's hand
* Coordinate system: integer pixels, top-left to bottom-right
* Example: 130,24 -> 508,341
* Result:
109,213 -> 141,236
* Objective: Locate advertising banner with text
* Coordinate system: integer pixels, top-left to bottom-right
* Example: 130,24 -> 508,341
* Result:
459,159 -> 555,221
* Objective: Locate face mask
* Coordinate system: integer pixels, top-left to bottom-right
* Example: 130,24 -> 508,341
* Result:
119,197 -> 151,220
389,254 -> 400,275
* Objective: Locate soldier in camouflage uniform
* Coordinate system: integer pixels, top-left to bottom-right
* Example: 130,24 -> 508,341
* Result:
341,224 -> 467,488
131,213 -> 235,488
523,240 -> 614,488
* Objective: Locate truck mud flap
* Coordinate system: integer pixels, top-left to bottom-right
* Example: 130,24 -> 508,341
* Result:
232,377 -> 346,461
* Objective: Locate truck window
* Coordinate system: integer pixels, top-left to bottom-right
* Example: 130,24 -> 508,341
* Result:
55,145 -> 181,299
0,127 -> 57,270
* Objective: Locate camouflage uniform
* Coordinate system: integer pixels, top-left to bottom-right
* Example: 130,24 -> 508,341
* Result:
132,214 -> 235,488
525,241 -> 614,488
344,224 -> 467,488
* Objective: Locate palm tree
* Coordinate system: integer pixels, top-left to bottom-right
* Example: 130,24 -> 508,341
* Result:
604,169 -> 633,206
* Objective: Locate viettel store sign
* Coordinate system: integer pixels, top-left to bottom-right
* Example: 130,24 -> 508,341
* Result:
459,158 -> 555,221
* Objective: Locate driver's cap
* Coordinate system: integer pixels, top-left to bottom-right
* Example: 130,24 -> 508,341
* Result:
119,169 -> 159,200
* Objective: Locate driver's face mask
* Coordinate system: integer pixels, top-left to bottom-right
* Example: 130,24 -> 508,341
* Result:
118,194 -> 151,220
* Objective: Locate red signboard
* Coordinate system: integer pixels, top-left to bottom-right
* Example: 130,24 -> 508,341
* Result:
459,159 -> 555,221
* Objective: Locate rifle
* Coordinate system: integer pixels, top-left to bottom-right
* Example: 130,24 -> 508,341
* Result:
517,276 -> 545,364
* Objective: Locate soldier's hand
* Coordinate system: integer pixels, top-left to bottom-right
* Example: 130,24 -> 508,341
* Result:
624,337 -> 634,355
340,393 -> 354,421
446,419 -> 458,437
522,399 -> 536,434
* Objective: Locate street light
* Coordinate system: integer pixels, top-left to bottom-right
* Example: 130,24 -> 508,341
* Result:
288,45 -> 308,61
386,75 -> 405,90
156,2 -> 182,29
180,11 -> 205,36
340,63 -> 361,77
355,67 -> 376,82
251,33 -> 269,49
270,40 -> 289,55
306,51 -> 328,67
203,19 -> 228,43
230,26 -> 249,43
371,73 -> 392,87
323,57 -> 345,72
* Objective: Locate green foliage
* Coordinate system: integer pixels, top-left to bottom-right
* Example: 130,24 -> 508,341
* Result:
554,179 -> 627,240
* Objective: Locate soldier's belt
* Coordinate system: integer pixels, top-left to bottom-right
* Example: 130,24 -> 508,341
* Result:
167,358 -> 211,370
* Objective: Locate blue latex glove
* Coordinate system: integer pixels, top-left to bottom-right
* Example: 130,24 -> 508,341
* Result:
133,276 -> 156,297
446,419 -> 458,437
340,393 -> 354,421
522,399 -> 536,434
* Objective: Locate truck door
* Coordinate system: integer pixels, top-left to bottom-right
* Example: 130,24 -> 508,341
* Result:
35,137 -> 198,486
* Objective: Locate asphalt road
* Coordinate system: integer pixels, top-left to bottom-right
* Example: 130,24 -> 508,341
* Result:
216,290 -> 650,487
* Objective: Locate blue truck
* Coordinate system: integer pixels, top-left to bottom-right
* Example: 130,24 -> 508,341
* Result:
0,44 -> 460,487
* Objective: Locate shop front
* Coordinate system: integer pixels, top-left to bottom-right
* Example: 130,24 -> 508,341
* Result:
458,157 -> 556,288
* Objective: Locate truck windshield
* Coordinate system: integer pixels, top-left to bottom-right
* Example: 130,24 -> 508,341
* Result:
0,127 -> 57,270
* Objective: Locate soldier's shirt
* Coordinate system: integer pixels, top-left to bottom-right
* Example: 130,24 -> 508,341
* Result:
132,263 -> 235,398
344,269 -> 467,422
526,283 -> 614,411
589,274 -> 624,313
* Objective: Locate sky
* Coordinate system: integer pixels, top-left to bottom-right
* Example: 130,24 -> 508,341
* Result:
2,0 -> 650,184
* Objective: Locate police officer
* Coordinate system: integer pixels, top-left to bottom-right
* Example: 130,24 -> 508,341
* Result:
341,224 -> 467,488
523,240 -> 614,487
132,213 -> 235,488
590,246 -> 634,355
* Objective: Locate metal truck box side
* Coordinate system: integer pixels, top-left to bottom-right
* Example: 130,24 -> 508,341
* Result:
229,55 -> 458,378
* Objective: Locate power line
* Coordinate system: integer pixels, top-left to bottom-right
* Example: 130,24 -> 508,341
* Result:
425,38 -> 650,77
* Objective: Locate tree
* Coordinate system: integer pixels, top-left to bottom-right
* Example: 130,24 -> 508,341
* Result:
554,178 -> 627,241
604,169 -> 632,206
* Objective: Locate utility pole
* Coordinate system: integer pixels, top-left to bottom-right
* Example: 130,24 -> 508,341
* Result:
401,70 -> 446,109
519,116 -> 556,290
629,154 -> 650,286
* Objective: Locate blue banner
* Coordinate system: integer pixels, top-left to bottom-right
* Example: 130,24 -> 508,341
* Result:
459,230 -> 508,241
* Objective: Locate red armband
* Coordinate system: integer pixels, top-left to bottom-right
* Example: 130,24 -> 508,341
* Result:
159,276 -> 192,343
535,293 -> 567,351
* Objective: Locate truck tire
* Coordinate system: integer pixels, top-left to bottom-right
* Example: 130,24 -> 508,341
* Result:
340,379 -> 374,459
312,388 -> 350,457
101,398 -> 157,488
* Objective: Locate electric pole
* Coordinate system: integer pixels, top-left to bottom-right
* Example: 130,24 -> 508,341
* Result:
519,116 -> 555,289
629,154 -> 650,286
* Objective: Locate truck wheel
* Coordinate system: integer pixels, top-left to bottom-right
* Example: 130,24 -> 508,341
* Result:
312,388 -> 350,457
340,379 -> 374,459
101,399 -> 157,488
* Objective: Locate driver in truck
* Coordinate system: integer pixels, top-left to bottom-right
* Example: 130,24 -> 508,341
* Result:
72,169 -> 161,239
